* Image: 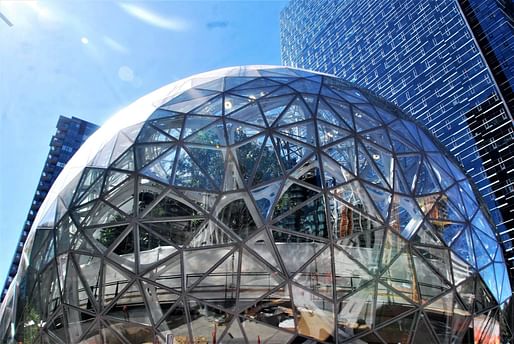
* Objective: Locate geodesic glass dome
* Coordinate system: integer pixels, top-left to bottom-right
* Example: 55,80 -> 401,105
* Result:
1,66 -> 511,344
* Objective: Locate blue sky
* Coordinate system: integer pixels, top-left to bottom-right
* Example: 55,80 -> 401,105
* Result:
0,0 -> 286,285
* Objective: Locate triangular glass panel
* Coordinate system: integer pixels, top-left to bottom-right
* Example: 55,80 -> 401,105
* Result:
273,136 -> 314,172
46,311 -> 68,343
251,180 -> 281,221
415,158 -> 441,195
451,252 -> 474,286
411,314 -> 439,344
472,232 -> 492,269
156,299 -> 189,339
424,292 -> 454,344
226,120 -> 262,145
380,250 -> 418,302
137,123 -> 174,143
275,96 -> 312,126
287,77 -> 321,94
413,254 -> 451,302
321,155 -> 355,188
365,183 -> 392,222
73,168 -> 105,205
142,192 -> 199,219
435,222 -> 466,247
337,229 -> 384,275
143,253 -> 182,292
184,247 -> 233,289
224,77 -> 256,90
174,147 -> 216,190
236,135 -> 265,182
89,224 -> 131,253
380,230 -> 406,270
192,94 -> 223,116
375,282 -> 416,325
333,246 -> 373,299
329,182 -> 382,223
375,311 -> 416,344
271,230 -> 326,275
187,147 -> 225,188
64,306 -> 95,343
244,230 -> 282,272
474,276 -> 497,312
180,190 -> 219,214
83,200 -> 126,227
182,115 -> 218,139
105,281 -> 152,326
301,94 -> 318,114
323,96 -> 354,130
426,154 -> 455,190
273,182 -> 319,219
276,121 -> 316,145
103,170 -> 130,194
185,121 -> 227,146
161,92 -> 218,113
259,95 -> 294,126
150,115 -> 183,139
354,107 -> 382,133
325,138 -> 357,176
456,278 -> 475,311
397,154 -> 421,193
422,194 -> 465,224
64,258 -> 97,313
410,222 -> 443,247
111,147 -> 135,171
337,282 -> 375,330
414,245 -> 452,283
275,195 -> 328,239
293,247 -> 332,298
188,251 -> 239,310
141,220 -> 204,247
317,121 -> 352,146
239,248 -> 284,302
224,94 -> 255,115
107,228 -> 136,270
362,141 -> 394,187
360,128 -> 392,151
140,280 -> 180,325
138,226 -> 178,267
218,198 -> 259,239
451,228 -> 476,268
187,221 -> 235,248
229,85 -> 279,100
317,98 -> 351,130
228,101 -> 266,127
389,194 -> 424,240
135,143 -> 173,169
252,137 -> 284,185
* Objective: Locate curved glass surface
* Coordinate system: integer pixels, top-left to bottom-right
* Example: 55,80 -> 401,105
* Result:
0,66 -> 511,343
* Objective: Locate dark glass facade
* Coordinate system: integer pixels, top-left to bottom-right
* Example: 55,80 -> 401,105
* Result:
281,0 -> 514,278
1,116 -> 98,301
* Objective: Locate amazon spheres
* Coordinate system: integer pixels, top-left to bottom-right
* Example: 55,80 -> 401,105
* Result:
0,66 -> 512,344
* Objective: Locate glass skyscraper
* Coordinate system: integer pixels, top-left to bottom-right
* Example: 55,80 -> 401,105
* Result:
281,0 -> 514,277
1,116 -> 98,301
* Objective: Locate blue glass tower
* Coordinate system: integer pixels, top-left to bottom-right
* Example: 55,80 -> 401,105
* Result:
281,0 -> 514,276
1,116 -> 98,301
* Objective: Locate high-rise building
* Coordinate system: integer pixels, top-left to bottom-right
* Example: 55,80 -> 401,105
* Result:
1,116 -> 98,301
280,0 -> 514,274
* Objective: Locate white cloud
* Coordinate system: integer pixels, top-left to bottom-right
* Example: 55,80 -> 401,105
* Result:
103,36 -> 129,54
119,3 -> 189,31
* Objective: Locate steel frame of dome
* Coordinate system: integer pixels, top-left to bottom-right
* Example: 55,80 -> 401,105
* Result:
0,66 -> 512,344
